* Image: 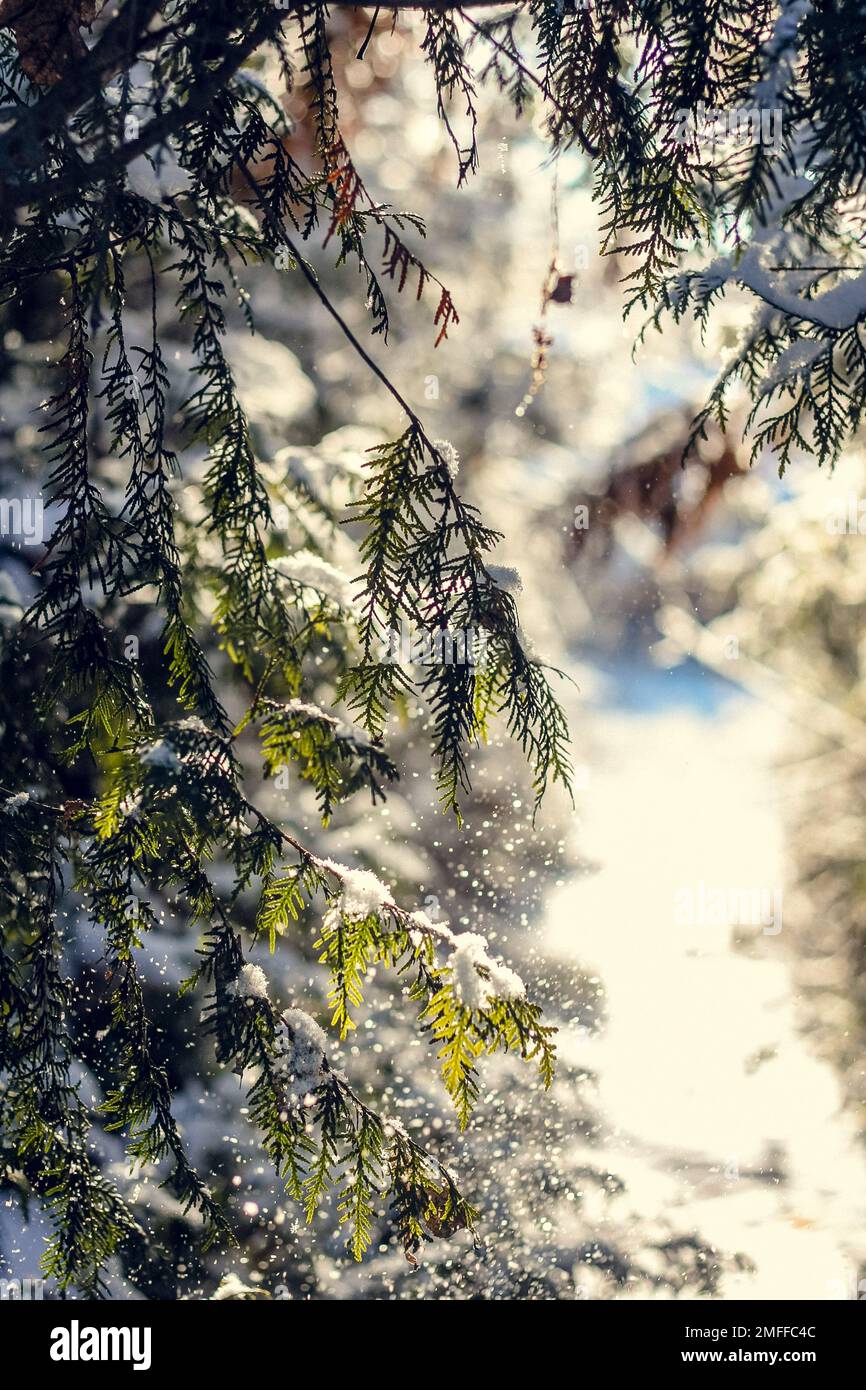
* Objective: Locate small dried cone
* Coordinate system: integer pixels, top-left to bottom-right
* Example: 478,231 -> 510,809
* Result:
548,272 -> 575,305
0,1 -> 105,86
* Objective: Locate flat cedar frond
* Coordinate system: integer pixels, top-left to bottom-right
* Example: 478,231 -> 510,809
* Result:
298,0 -> 340,157
433,285 -> 460,346
257,697 -> 398,825
345,425 -> 571,813
323,134 -> 365,240
422,8 -> 479,185
322,129 -> 460,343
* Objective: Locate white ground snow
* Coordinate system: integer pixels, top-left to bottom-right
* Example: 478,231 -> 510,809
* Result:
544,689 -> 866,1300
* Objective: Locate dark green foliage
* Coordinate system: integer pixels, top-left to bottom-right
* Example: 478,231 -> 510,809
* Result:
256,696 -> 399,824
343,424 -> 571,812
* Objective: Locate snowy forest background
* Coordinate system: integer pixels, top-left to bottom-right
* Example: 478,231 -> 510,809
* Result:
1,2 -> 866,1300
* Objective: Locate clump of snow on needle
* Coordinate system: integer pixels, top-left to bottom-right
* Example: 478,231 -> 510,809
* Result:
406,909 -> 455,950
139,738 -> 181,772
284,696 -> 337,723
273,551 -> 357,612
486,564 -> 523,595
279,1008 -> 329,1109
383,1114 -> 409,1141
210,1272 -> 268,1301
432,439 -> 460,481
448,932 -> 525,1011
322,859 -> 392,920
175,716 -> 209,735
229,963 -> 270,1004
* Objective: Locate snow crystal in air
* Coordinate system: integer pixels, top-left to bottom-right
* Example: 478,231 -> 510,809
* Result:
448,932 -> 526,1011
